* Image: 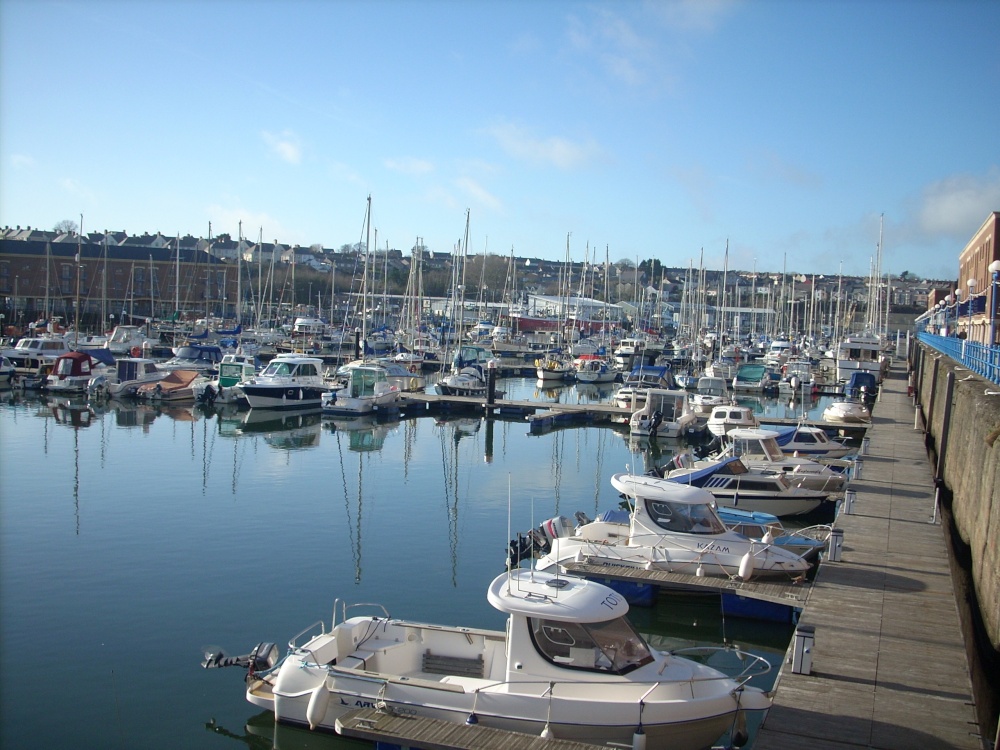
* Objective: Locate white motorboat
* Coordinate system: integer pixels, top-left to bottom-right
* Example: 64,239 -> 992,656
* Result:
334,359 -> 425,393
659,456 -> 833,517
205,568 -> 772,748
45,351 -> 111,394
321,363 -> 400,416
105,324 -> 159,356
765,424 -> 853,459
193,353 -> 260,405
613,365 -> 674,408
822,398 -> 871,424
732,363 -> 771,392
0,355 -> 15,387
707,404 -> 758,438
629,388 -> 697,438
89,357 -> 168,399
777,358 -> 816,394
717,506 -> 832,563
157,344 -> 224,374
135,369 -> 205,402
718,428 -> 848,493
241,354 -> 328,410
530,474 -> 809,581
689,376 -> 729,415
834,333 -> 888,384
1,335 -> 73,375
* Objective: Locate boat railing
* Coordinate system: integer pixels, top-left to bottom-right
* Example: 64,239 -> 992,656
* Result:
332,598 -> 391,627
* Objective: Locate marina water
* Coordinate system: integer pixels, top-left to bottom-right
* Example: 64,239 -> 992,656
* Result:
0,380 -> 830,749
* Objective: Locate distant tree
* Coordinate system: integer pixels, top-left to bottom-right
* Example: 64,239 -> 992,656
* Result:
898,270 -> 910,281
54,219 -> 78,233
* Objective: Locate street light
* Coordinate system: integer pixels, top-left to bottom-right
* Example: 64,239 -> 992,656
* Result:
989,259 -> 1000,347
967,278 -> 977,341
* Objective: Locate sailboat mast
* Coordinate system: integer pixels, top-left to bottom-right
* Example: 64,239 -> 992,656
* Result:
74,214 -> 82,346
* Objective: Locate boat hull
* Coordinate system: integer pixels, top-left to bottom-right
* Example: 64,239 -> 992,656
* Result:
242,385 -> 327,410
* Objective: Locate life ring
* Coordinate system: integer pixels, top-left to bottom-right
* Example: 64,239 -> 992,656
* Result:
131,346 -> 142,357
534,359 -> 542,367
409,377 -> 420,390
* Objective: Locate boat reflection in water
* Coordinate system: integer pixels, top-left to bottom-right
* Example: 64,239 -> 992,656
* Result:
239,408 -> 323,451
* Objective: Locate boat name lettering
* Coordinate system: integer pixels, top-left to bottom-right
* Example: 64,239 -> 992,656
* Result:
353,699 -> 416,716
600,593 -> 621,610
696,542 -> 731,554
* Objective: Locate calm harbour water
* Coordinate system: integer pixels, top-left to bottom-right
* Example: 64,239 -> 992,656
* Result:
0,378 -> 819,749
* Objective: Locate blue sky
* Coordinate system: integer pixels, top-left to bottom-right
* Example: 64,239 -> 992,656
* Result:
2,0 -> 997,282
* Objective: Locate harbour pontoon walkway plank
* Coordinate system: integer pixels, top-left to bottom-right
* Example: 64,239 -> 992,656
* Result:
754,360 -> 982,750
336,708 -> 597,750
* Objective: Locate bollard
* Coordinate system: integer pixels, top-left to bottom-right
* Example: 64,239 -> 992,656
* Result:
852,457 -> 863,481
842,489 -> 856,515
827,528 -> 844,562
791,624 -> 815,675
861,436 -> 870,455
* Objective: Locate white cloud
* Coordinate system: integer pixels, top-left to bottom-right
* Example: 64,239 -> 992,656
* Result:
915,171 -> 1000,237
384,157 -> 434,176
455,177 -> 502,213
11,154 -> 35,169
646,0 -> 739,32
487,122 -> 600,170
58,177 -> 96,203
261,130 -> 302,165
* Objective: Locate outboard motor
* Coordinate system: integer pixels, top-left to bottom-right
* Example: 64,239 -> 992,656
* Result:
202,642 -> 279,676
87,374 -> 108,400
198,384 -> 217,405
649,410 -> 663,437
506,516 -> 575,569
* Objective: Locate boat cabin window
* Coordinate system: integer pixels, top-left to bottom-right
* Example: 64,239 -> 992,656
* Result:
528,616 -> 653,675
644,499 -> 726,534
264,361 -> 290,376
795,431 -> 817,444
56,358 -> 77,375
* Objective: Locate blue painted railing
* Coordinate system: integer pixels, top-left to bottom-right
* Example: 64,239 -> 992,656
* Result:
917,332 -> 1000,386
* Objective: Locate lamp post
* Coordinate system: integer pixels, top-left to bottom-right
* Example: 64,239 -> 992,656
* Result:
967,279 -> 977,341
989,260 -> 1000,347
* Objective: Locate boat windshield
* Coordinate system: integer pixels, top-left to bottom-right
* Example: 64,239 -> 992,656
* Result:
644,498 -> 727,534
529,615 -> 654,675
263,361 -> 291,376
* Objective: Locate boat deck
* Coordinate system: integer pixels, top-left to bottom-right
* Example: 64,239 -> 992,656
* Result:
336,707 -> 599,750
754,360 -> 982,750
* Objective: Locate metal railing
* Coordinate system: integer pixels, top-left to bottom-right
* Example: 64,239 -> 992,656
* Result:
916,332 -> 1000,385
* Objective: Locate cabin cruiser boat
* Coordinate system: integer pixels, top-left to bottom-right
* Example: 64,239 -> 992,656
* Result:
763,340 -> 793,367
321,363 -> 400,416
629,388 -> 697,438
574,357 -> 616,384
732,363 -> 771,392
657,455 -> 833,517
241,354 -> 328,410
0,356 -> 15,386
706,404 -> 758,438
718,428 -> 848,493
205,568 -> 772,748
716,506 -> 832,562
89,357 -> 167,399
193,353 -> 260,405
759,423 -> 853,460
834,333 -> 888,384
45,351 -> 112,394
777,359 -> 816,394
689,376 -> 728,415
703,358 -> 739,381
435,345 -> 498,397
527,474 -> 809,581
135,369 -> 204,402
822,398 -> 871,424
335,359 -> 426,393
612,365 -> 674,408
105,324 -> 159,356
1,335 -> 73,375
612,337 -> 655,368
157,345 -> 223,374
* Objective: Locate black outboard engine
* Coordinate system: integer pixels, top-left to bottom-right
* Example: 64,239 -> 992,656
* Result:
202,642 -> 279,675
649,410 -> 663,437
198,384 -> 217,405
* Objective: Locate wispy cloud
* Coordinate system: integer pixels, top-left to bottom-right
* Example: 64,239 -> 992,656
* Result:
567,9 -> 650,87
384,157 -> 434,176
487,122 -> 600,170
455,177 -> 502,213
59,177 -> 96,203
11,154 -> 35,169
914,171 -> 1000,237
261,130 -> 303,165
645,0 -> 739,32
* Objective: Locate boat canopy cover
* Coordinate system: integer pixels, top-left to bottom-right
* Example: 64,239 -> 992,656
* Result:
765,426 -> 800,446
610,472 -> 719,503
487,570 -> 629,623
664,456 -> 746,486
596,509 -> 630,524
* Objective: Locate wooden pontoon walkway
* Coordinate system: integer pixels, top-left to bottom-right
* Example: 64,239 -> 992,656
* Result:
755,361 -> 983,750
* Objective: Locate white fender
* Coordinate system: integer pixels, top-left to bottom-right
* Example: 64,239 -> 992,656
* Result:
762,529 -> 775,545
306,682 -> 330,730
738,551 -> 755,581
